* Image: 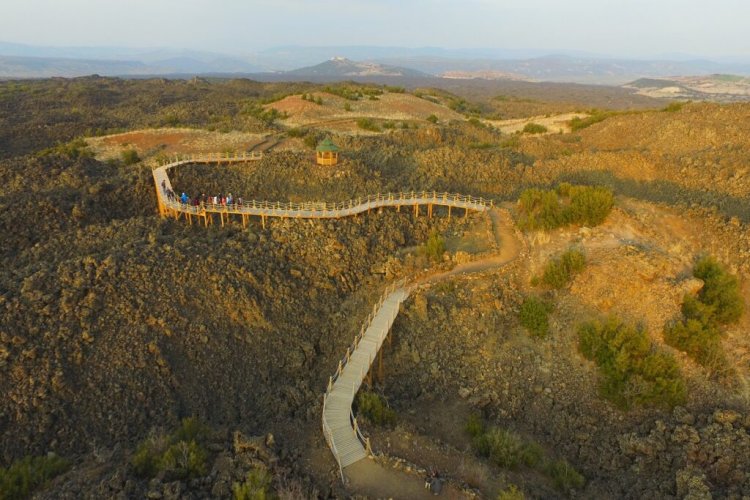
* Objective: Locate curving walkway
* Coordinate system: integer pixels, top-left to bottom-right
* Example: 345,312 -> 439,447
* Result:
150,152 -> 499,486
152,153 -> 491,228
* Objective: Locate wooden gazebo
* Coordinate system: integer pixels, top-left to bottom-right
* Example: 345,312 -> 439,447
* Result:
316,138 -> 340,166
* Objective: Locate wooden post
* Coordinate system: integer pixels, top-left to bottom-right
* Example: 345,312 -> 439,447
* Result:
377,349 -> 384,383
448,205 -> 451,219
414,204 -> 418,217
428,204 -> 433,218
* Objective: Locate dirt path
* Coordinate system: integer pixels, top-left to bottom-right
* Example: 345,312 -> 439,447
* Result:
342,207 -> 520,499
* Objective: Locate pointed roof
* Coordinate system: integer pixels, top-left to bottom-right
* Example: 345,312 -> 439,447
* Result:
316,138 -> 340,152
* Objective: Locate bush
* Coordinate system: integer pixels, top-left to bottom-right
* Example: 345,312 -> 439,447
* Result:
120,149 -> 140,165
426,114 -> 439,124
159,440 -> 207,480
233,467 -> 273,500
522,123 -> 547,134
545,459 -> 585,492
357,391 -> 396,426
343,102 -> 352,112
465,413 -> 485,438
569,110 -> 618,131
519,296 -> 551,338
497,484 -> 525,500
541,248 -> 586,288
419,230 -> 446,263
0,454 -> 70,500
517,185 -> 614,231
356,117 -> 380,132
662,102 -> 685,112
467,416 -> 583,493
131,417 -> 211,480
664,313 -> 725,373
578,318 -> 686,409
693,256 -> 743,324
470,425 -> 542,470
664,256 -> 742,373
286,128 -> 306,138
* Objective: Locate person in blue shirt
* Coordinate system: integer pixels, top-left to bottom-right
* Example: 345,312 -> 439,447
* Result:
180,192 -> 189,204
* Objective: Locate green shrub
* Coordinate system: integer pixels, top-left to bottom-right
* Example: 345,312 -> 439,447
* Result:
465,414 -> 485,438
578,318 -> 686,409
343,102 -> 352,112
567,185 -> 615,226
467,416 -> 583,493
517,185 -> 614,231
420,230 -> 446,262
286,128 -> 306,138
497,484 -> 525,500
426,114 -> 439,124
519,297 -> 551,338
541,248 -> 586,288
693,256 -> 743,324
159,440 -> 207,480
120,149 -> 140,165
663,256 -> 741,373
569,110 -> 618,131
664,314 -> 725,373
303,135 -> 318,149
522,123 -> 547,134
472,428 -> 526,469
357,391 -> 396,426
0,454 -> 70,500
38,138 -> 92,160
662,102 -> 685,112
233,467 -> 273,500
356,117 -> 380,132
500,135 -> 521,149
131,417 -> 211,480
545,459 -> 585,492
470,424 -> 542,470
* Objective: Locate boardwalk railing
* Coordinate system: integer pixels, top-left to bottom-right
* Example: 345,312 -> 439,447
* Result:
152,153 -> 492,225
321,279 -> 411,480
150,152 -> 494,477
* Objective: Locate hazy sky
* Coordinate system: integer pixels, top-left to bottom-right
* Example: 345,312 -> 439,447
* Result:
1,0 -> 748,58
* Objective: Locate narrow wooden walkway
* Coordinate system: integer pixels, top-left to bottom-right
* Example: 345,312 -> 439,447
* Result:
152,154 -> 492,227
322,283 -> 410,476
150,152 -> 493,478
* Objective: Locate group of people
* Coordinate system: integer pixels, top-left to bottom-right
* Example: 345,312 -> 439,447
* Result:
178,192 -> 244,208
161,180 -> 243,208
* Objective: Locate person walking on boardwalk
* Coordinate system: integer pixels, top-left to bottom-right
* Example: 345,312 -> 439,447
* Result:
180,192 -> 189,205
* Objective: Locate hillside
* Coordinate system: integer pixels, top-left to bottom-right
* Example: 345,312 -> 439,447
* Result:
1,77 -> 749,499
286,57 -> 429,78
626,75 -> 750,101
264,89 -> 464,130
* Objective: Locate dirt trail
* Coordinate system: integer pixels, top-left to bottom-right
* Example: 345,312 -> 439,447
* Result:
343,207 -> 520,499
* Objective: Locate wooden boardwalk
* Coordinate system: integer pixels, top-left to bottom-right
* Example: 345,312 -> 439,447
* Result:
322,282 -> 410,477
152,154 -> 491,227
151,153 -> 492,478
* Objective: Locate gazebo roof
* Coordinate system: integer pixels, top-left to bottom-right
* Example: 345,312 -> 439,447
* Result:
316,138 -> 340,152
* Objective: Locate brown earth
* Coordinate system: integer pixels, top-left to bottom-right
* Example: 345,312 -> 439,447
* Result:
266,92 -> 465,130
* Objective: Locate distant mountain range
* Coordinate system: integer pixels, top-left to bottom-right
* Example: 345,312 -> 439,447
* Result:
2,41 -> 750,84
286,57 -> 428,78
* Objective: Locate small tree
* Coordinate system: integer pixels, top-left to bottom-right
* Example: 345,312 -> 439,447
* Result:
522,123 -> 547,134
426,114 -> 439,124
121,149 -> 140,165
519,296 -> 551,338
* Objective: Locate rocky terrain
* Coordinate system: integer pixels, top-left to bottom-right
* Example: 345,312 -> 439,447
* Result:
1,77 -> 749,498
